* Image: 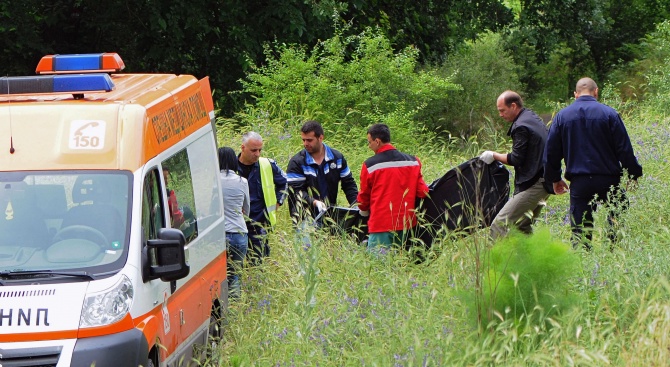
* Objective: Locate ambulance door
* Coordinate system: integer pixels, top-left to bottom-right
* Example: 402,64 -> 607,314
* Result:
139,167 -> 177,359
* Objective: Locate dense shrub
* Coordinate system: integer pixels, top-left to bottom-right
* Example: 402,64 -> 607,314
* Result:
608,20 -> 670,114
235,26 -> 459,148
479,229 -> 580,325
432,32 -> 523,135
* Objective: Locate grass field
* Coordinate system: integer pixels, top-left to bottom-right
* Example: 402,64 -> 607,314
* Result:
210,104 -> 670,366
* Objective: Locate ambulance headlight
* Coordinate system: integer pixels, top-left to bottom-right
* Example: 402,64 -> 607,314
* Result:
80,275 -> 134,327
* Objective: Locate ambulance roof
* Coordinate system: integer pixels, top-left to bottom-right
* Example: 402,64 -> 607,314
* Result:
0,54 -> 214,172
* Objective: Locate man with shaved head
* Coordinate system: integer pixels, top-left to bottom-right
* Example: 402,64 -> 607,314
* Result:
480,90 -> 550,239
544,77 -> 643,250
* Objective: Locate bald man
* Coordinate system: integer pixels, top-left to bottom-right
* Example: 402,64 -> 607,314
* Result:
480,90 -> 550,239
544,77 -> 643,249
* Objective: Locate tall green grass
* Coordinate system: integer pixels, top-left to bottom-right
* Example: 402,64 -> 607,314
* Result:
205,22 -> 670,367
207,102 -> 670,366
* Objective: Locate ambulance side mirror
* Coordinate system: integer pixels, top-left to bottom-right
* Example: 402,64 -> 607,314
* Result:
143,228 -> 190,282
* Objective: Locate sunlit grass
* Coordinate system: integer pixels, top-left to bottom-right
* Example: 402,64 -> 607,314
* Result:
209,95 -> 670,366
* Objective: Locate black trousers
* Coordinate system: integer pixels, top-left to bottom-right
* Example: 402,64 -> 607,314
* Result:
569,175 -> 627,249
246,222 -> 270,266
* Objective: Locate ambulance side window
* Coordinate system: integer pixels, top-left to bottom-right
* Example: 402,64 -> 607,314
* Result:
162,150 -> 198,243
142,169 -> 165,240
185,132 -> 221,231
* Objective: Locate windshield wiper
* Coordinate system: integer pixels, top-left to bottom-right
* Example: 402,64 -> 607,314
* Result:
0,270 -> 95,281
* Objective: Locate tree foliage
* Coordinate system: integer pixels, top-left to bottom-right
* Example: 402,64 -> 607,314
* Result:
338,0 -> 513,63
1,0 -> 668,119
503,0 -> 670,101
0,0 -> 510,116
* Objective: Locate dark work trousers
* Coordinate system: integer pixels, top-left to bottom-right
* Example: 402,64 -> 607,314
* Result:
569,175 -> 627,250
246,222 -> 270,266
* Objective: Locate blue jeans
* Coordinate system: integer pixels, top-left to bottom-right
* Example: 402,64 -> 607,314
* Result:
226,232 -> 248,285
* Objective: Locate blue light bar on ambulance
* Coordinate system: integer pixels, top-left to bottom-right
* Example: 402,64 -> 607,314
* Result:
0,74 -> 115,95
36,53 -> 125,74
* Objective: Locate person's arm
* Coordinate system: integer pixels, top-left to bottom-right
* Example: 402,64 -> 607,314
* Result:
271,159 -> 288,207
506,127 -> 530,168
611,113 -> 643,180
286,156 -> 311,218
356,164 -> 371,215
544,116 -> 564,184
241,178 -> 250,216
339,156 -> 359,205
415,158 -> 429,199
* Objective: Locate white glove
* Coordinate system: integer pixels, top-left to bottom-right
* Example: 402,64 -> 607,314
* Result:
480,151 -> 495,164
313,200 -> 327,213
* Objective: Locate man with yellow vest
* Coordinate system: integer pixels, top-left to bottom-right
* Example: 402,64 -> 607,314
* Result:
238,131 -> 287,265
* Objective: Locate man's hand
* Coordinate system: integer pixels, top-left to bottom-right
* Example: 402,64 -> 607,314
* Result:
479,151 -> 495,164
313,200 -> 327,213
553,180 -> 569,195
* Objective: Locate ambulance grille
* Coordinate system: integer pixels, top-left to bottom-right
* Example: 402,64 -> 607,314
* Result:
0,289 -> 56,298
0,345 -> 61,367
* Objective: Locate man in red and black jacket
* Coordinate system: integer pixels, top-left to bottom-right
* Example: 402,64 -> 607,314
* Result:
357,123 -> 429,250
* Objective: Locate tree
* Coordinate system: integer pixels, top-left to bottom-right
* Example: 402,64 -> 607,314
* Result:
503,0 -> 670,100
339,0 -> 513,63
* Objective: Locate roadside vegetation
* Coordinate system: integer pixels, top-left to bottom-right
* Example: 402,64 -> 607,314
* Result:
205,20 -> 670,366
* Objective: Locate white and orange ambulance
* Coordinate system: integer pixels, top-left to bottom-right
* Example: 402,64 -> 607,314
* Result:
0,53 -> 227,366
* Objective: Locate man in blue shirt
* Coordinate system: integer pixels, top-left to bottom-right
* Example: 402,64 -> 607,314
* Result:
544,77 -> 643,249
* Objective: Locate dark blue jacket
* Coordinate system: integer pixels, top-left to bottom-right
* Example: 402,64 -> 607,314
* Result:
286,144 -> 358,220
544,95 -> 643,183
238,158 -> 287,225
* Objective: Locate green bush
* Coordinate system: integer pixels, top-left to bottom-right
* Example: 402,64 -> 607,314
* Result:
433,31 -> 523,135
236,26 -> 459,146
608,20 -> 670,114
479,229 -> 581,325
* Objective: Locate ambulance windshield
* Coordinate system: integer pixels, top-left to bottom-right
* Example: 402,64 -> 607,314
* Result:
0,171 -> 130,276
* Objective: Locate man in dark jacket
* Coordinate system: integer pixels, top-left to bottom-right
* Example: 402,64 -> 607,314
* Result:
480,90 -> 550,239
238,131 -> 288,264
358,123 -> 429,250
544,77 -> 643,249
287,120 -> 358,223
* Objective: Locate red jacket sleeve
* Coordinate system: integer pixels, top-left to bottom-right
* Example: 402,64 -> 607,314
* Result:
356,163 -> 371,212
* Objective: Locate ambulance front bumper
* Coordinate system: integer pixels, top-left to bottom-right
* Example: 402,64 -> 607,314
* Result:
0,328 -> 149,367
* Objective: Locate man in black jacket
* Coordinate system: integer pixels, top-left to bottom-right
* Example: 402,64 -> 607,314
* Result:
480,91 -> 550,239
287,120 -> 358,224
